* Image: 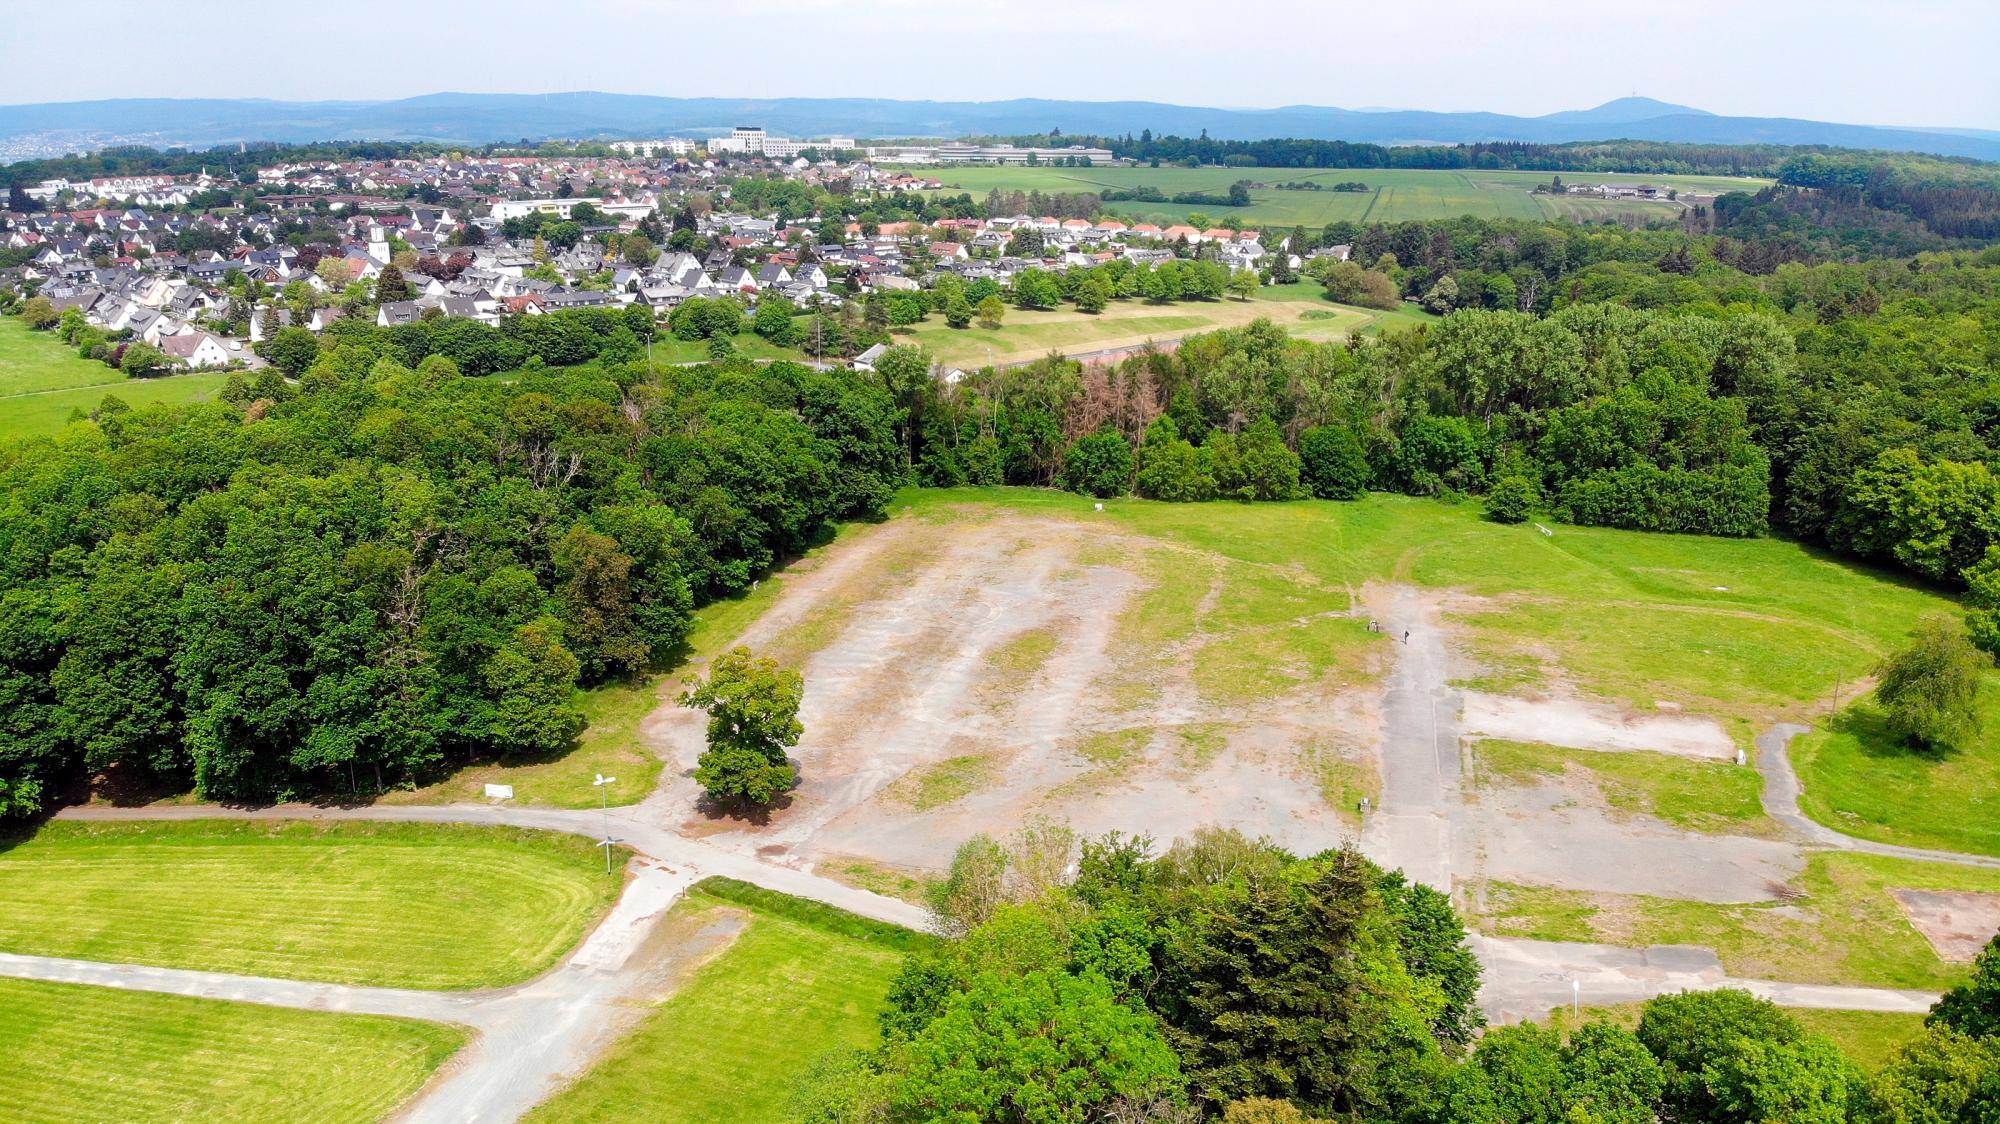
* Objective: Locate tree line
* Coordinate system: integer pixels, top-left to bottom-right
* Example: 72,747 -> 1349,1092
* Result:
0,330 -> 901,817
789,822 -> 2000,1121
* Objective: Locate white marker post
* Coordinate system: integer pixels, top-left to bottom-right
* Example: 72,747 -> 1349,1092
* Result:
593,773 -> 618,874
1572,977 -> 1581,1017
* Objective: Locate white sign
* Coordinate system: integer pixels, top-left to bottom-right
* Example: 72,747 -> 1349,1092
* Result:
484,783 -> 515,800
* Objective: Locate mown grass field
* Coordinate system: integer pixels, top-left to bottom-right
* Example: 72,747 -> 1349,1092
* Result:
0,317 -> 231,443
903,488 -> 1949,734
1473,849 -> 2000,990
1792,685 -> 2000,857
1541,1002 -> 1926,1072
529,880 -> 923,1123
1471,738 -> 1772,836
0,977 -> 464,1124
918,165 -> 1771,227
0,820 -> 622,988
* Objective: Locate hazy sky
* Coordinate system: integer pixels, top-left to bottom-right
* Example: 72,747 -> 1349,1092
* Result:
3,0 -> 1995,128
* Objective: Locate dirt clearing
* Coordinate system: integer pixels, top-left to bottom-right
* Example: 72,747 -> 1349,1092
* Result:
649,510 -> 1382,871
1461,691 -> 1737,760
1893,889 -> 2000,961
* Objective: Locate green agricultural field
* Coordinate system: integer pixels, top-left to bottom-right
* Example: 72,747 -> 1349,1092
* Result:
529,880 -> 924,1123
919,165 -> 1771,228
1792,684 -> 2000,857
904,488 -> 1948,733
0,977 -> 464,1124
1471,739 -> 1772,836
0,820 -> 622,988
1473,850 -> 2000,990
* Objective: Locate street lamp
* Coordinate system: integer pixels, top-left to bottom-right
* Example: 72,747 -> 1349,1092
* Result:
593,773 -> 618,874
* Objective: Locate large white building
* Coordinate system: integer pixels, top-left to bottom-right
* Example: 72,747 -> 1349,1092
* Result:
489,197 -> 604,221
609,139 -> 696,158
708,126 -> 858,158
870,143 -> 1116,165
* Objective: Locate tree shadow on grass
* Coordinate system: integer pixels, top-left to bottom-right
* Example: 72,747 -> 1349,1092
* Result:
1828,702 -> 1959,764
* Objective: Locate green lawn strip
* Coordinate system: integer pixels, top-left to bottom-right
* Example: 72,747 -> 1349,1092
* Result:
1792,686 -> 2000,858
0,976 -> 465,1124
1470,738 -> 1772,836
1471,851 -> 2000,990
0,820 -> 622,989
1538,1001 -> 1924,1072
528,879 -> 925,1123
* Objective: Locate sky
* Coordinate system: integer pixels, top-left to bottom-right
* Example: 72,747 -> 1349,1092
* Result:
2,0 -> 1995,129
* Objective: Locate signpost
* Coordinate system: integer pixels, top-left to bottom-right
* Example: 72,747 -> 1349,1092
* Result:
593,773 -> 618,874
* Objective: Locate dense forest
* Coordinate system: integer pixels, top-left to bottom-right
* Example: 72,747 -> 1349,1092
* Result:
0,311 -> 900,815
796,823 -> 2000,1121
904,241 -> 2000,590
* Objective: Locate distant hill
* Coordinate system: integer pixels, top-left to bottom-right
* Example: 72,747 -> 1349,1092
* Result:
0,93 -> 1994,163
1537,97 -> 1713,124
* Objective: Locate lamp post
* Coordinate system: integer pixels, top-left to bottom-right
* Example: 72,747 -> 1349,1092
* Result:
593,773 -> 617,874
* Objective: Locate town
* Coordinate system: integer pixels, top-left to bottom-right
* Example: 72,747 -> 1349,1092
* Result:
2,132 -> 1315,379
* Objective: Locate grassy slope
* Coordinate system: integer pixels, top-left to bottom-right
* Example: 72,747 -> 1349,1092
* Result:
0,316 -> 126,395
919,165 -> 1770,227
0,317 -> 234,444
907,488 -> 1947,733
1475,850 -> 2000,990
528,881 -> 920,1123
1792,684 -> 2000,857
0,977 -> 464,1124
1471,738 -> 1771,836
0,820 -> 622,988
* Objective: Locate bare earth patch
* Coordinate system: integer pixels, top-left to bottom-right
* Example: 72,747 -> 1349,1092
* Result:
646,512 -> 1377,871
1892,889 -> 2000,961
1461,691 -> 1736,760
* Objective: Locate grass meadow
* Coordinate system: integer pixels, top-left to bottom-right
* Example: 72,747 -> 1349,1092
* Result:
0,317 -> 231,443
897,283 -> 1420,367
903,488 -> 1949,735
0,976 -> 464,1123
918,165 -> 1772,228
0,820 -> 622,988
528,879 -> 923,1123
1470,738 -> 1773,837
1792,685 -> 2000,858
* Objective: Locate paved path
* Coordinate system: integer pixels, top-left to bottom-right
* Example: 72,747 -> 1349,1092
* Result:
1360,587 -> 1461,892
1475,935 -> 1939,1023
1755,723 -> 2000,869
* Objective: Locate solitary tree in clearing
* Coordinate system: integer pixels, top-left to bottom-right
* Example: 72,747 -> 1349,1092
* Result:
1876,616 -> 1983,754
680,647 -> 803,807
